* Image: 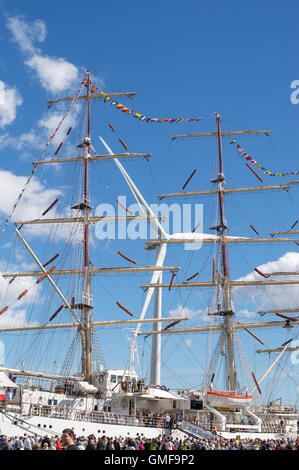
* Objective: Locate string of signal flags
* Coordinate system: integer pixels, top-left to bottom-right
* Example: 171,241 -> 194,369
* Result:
93,89 -> 201,124
230,139 -> 299,177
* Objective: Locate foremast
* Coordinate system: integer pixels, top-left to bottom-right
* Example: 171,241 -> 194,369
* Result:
81,71 -> 92,382
0,72 -> 186,386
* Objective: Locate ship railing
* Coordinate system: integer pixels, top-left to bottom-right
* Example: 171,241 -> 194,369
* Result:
261,423 -> 289,433
255,405 -> 298,415
29,404 -> 170,428
225,423 -> 260,431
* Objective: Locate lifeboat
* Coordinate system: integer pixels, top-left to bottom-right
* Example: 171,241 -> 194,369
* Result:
206,390 -> 252,408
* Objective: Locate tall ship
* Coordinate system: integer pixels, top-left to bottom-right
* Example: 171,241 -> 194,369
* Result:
0,72 -> 298,441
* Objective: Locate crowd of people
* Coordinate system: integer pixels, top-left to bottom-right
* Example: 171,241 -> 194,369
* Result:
0,430 -> 298,450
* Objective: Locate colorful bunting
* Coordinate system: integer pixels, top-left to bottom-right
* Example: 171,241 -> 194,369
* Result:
230,139 -> 299,177
97,90 -> 201,123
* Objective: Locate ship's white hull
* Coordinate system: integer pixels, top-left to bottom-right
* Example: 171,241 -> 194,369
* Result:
1,411 -> 297,443
0,411 -> 171,439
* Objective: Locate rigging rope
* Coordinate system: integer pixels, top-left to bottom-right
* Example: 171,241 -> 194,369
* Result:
0,78 -> 87,240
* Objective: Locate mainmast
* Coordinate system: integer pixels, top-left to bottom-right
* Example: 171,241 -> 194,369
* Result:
214,112 -> 236,391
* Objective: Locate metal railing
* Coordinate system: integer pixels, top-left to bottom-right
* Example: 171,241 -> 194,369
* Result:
255,405 -> 298,415
28,404 -> 170,429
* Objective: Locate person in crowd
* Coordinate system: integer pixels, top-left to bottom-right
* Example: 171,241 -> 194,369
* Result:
85,438 -> 97,450
0,431 -> 298,450
61,429 -> 79,450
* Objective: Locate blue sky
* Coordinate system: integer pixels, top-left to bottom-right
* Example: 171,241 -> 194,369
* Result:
0,1 -> 298,403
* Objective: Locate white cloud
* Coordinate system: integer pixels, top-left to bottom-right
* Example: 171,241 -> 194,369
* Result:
3,15 -> 81,153
0,81 -> 23,127
169,304 -> 202,319
0,275 -> 37,308
6,15 -> 46,54
0,262 -> 40,330
7,15 -> 79,93
25,55 -> 79,94
0,169 -> 62,222
0,308 -> 39,329
38,106 -> 79,146
0,102 -> 79,154
238,252 -> 299,282
235,252 -> 299,311
0,130 -> 44,152
0,169 -> 85,244
237,309 -> 256,319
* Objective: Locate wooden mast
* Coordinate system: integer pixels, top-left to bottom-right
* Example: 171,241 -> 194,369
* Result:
214,113 -> 237,391
82,70 -> 92,383
158,117 -> 297,394
2,77 -> 152,385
